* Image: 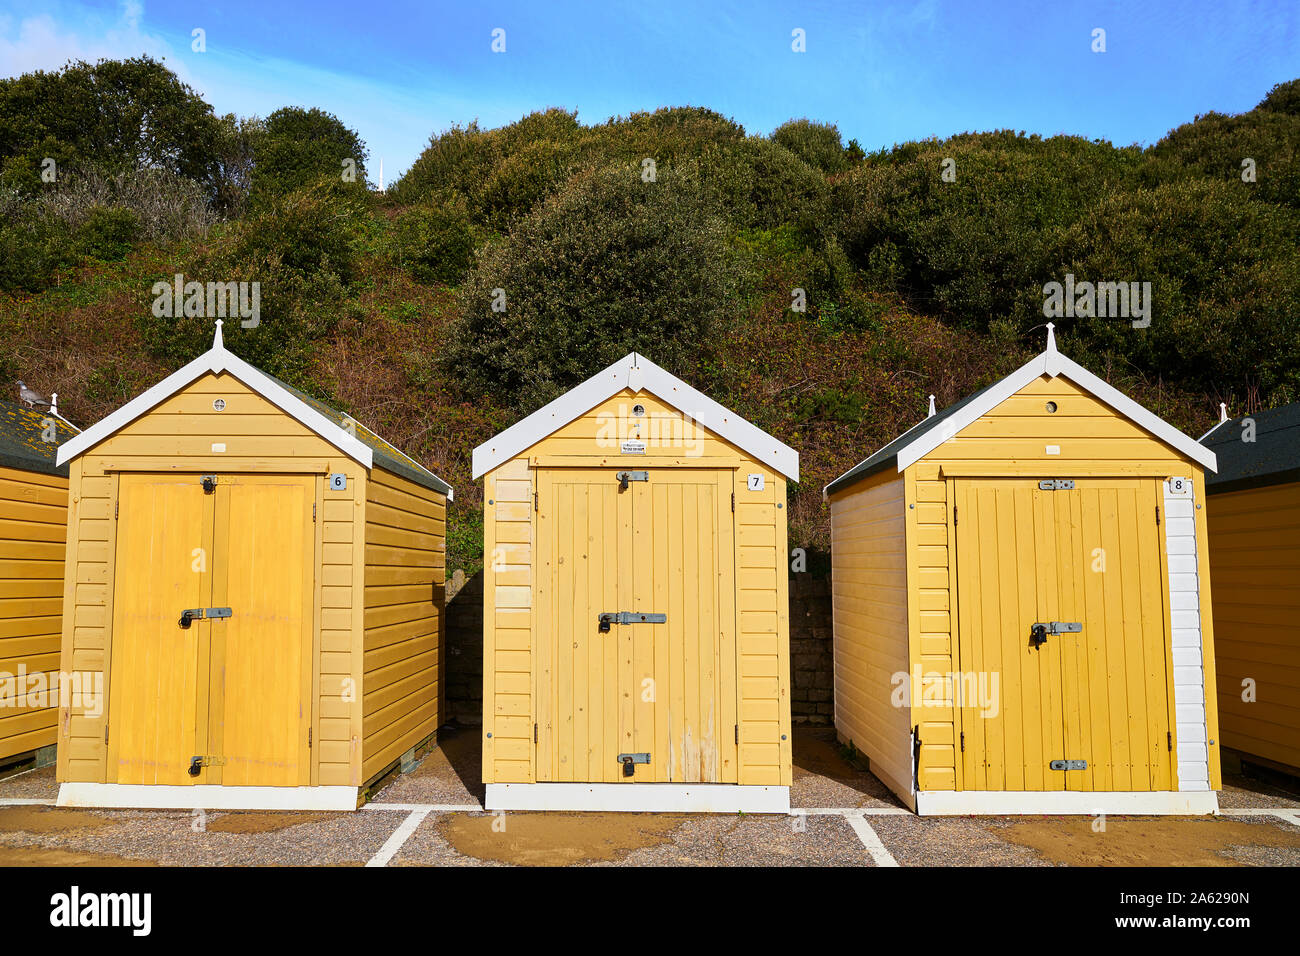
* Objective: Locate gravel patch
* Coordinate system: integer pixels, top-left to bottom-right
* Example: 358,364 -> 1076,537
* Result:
369,724 -> 482,806
869,814 -> 1054,866
0,765 -> 58,801
789,728 -> 906,809
0,806 -> 393,866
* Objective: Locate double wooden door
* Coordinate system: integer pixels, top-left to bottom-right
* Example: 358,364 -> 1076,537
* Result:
108,473 -> 314,786
953,478 -> 1175,792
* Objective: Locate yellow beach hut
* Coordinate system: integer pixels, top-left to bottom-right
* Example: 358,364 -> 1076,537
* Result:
474,352 -> 798,812
53,321 -> 452,810
824,325 -> 1221,814
0,400 -> 76,769
1202,402 -> 1300,778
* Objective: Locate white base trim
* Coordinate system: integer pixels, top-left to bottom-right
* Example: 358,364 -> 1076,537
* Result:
485,783 -> 790,813
915,789 -> 1219,816
56,783 -> 360,811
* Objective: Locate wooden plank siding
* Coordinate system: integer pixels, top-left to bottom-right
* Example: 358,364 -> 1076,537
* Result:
360,466 -> 446,784
0,464 -> 68,762
57,373 -> 367,787
1208,480 -> 1300,772
482,388 -> 792,787
905,374 -> 1217,791
827,469 -> 913,803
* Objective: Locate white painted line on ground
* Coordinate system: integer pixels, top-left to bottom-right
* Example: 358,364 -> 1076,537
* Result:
363,802 -> 482,812
365,808 -> 431,867
0,798 -> 55,806
843,812 -> 901,867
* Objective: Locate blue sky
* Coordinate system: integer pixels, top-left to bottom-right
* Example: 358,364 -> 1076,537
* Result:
1,0 -> 1297,182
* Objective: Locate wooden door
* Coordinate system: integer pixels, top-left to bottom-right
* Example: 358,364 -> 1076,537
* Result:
954,478 -> 1174,792
108,473 -> 314,787
1053,479 -> 1174,791
109,475 -> 213,785
206,475 -> 315,786
537,468 -> 737,783
954,480 -> 1064,791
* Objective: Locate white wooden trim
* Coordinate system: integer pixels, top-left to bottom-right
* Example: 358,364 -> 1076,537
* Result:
471,353 -> 799,481
1164,477 -> 1212,792
484,782 -> 790,813
54,342 -> 454,497
827,342 -> 1218,495
914,789 -> 1218,816
895,351 -> 1217,473
56,783 -> 360,811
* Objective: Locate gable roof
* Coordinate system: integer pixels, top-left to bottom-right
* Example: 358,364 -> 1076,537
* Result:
1201,401 -> 1300,495
824,324 -> 1216,499
471,352 -> 799,481
0,400 -> 78,477
56,322 -> 453,499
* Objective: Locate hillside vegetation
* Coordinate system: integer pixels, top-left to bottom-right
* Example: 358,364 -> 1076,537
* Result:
3,57 -> 1298,571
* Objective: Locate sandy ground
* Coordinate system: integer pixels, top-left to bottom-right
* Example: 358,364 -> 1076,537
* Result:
2,724 -> 1297,867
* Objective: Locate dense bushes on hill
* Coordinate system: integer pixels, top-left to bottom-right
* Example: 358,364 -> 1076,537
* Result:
442,163 -> 737,412
5,57 -> 1300,556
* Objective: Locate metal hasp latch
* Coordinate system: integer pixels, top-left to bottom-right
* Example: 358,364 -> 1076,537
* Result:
188,756 -> 204,777
618,752 -> 651,777
598,611 -> 667,633
616,470 -> 648,491
1050,759 -> 1087,771
201,474 -> 218,494
178,607 -> 233,629
1038,479 -> 1075,490
1029,621 -> 1081,647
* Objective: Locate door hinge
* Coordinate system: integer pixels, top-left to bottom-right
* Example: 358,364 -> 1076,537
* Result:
953,504 -> 957,527
960,731 -> 965,753
533,722 -> 538,744
308,728 -> 312,748
534,489 -> 538,512
735,724 -> 739,745
1156,504 -> 1161,525
312,502 -> 316,522
114,501 -> 118,519
1167,730 -> 1172,752
104,725 -> 109,745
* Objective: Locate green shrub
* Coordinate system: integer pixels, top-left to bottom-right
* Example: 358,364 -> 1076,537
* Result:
700,137 -> 830,234
388,121 -> 502,207
834,132 -> 1142,325
771,119 -> 850,175
0,216 -> 71,291
1013,179 -> 1300,406
1259,79 -> 1300,117
1147,109 -> 1300,209
251,106 -> 368,202
442,163 -> 737,411
390,202 -> 477,285
136,181 -> 365,379
74,206 -> 139,260
479,140 -> 578,227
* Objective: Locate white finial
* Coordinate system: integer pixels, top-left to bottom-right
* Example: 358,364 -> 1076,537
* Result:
1046,322 -> 1057,353
214,319 -> 224,350
50,393 -> 58,416
927,395 -> 936,417
1220,402 -> 1228,423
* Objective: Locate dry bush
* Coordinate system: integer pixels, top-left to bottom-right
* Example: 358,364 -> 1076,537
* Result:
37,167 -> 218,243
